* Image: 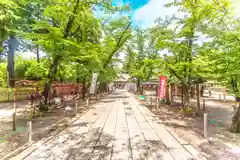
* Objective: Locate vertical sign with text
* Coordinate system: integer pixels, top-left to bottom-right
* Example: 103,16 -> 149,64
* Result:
90,73 -> 98,94
158,76 -> 167,99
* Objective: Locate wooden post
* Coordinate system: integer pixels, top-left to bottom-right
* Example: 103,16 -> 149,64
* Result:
28,121 -> 32,142
29,93 -> 35,117
12,88 -> 17,131
156,98 -> 159,109
79,94 -> 81,107
181,87 -> 184,106
175,85 -> 178,96
156,98 -> 158,108
196,83 -> 200,116
166,85 -> 170,104
33,97 -> 36,117
150,97 -> 152,106
86,98 -> 89,106
219,93 -> 221,100
203,99 -> 206,111
74,96 -> 77,115
30,98 -> 33,117
169,84 -> 173,103
204,113 -> 208,138
156,87 -> 158,109
223,90 -> 226,102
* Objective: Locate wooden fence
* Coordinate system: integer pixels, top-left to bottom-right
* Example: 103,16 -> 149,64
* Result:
0,81 -> 83,103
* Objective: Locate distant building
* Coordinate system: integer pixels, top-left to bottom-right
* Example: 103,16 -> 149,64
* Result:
114,73 -> 136,91
114,73 -> 130,89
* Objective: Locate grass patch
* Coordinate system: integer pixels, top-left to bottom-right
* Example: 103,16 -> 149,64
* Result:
180,107 -> 194,116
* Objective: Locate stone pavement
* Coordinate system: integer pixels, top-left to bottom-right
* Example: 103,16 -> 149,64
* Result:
8,90 -> 205,160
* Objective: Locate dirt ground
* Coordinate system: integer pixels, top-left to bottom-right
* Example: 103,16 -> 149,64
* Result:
0,93 -> 107,158
135,94 -> 240,160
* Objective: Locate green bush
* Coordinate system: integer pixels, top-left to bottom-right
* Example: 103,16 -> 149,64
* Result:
180,107 -> 193,115
0,63 -> 7,87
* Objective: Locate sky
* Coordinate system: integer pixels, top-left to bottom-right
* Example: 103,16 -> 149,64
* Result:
111,0 -> 240,29
111,0 -> 174,28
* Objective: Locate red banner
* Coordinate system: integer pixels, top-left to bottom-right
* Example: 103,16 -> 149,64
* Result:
158,76 -> 167,98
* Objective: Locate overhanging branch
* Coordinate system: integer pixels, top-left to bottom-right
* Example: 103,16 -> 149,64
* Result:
63,0 -> 80,38
103,21 -> 132,69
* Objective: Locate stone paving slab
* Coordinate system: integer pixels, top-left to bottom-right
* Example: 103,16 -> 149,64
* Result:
8,90 -> 204,160
90,101 -> 119,160
110,101 -> 131,160
128,99 -> 174,160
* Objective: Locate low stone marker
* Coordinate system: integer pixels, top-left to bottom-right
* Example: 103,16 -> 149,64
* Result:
64,106 -> 75,116
54,97 -> 61,105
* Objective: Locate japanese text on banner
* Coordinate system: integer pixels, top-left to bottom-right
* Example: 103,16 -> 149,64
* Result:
158,76 -> 167,99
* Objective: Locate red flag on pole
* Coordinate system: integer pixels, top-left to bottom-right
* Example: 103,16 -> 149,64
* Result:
158,76 -> 167,99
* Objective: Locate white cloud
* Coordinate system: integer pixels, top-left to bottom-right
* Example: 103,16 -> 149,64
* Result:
94,0 -> 130,21
132,0 -> 176,29
133,0 -> 240,29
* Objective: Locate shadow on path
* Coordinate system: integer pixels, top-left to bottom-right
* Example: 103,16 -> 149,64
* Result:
65,127 -> 114,159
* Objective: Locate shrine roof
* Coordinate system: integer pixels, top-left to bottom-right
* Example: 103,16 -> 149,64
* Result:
115,73 -> 130,82
141,81 -> 158,85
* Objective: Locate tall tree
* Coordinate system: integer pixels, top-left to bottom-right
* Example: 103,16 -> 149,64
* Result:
202,15 -> 240,132
152,0 -> 228,108
0,0 -> 20,87
123,29 -> 160,92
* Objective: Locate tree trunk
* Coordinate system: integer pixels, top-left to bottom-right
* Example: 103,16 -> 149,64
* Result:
136,78 -> 141,94
101,83 -> 104,92
196,83 -> 201,116
103,83 -> 107,92
231,103 -> 240,133
183,85 -> 190,107
82,77 -> 86,100
165,85 -> 170,104
43,57 -> 59,104
200,84 -> 204,97
190,87 -> 194,98
58,65 -> 64,82
230,77 -> 240,133
99,82 -> 103,93
7,35 -> 17,88
181,87 -> 184,106
59,73 -> 64,82
175,85 -> 178,96
170,84 -> 174,102
76,77 -> 80,83
99,82 -> 107,93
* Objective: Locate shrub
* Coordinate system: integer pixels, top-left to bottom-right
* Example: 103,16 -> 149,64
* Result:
181,107 -> 193,116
